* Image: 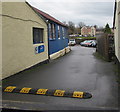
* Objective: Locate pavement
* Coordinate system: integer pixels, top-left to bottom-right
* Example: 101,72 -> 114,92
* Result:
2,45 -> 119,111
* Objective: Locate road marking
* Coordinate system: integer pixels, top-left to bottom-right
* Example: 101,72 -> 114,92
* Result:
20,88 -> 32,93
54,90 -> 65,96
73,91 -> 84,98
4,86 -> 16,92
36,89 -> 48,95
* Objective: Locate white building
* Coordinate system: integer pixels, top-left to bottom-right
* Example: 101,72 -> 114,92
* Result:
113,0 -> 120,64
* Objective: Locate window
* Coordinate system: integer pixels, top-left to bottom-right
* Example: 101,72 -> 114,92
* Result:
58,25 -> 60,39
48,23 -> 56,40
52,24 -> 56,39
33,28 -> 44,44
62,27 -> 65,39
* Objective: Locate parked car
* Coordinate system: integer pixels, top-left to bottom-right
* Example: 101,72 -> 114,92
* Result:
68,39 -> 76,46
91,40 -> 97,47
80,40 -> 89,46
80,40 -> 97,47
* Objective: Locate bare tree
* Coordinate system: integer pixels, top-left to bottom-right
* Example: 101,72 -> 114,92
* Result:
62,21 -> 68,26
94,25 -> 98,29
77,22 -> 86,34
68,21 -> 75,29
68,21 -> 75,34
74,26 -> 81,34
78,22 -> 85,29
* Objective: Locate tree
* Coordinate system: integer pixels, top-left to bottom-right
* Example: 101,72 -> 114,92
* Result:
78,22 -> 85,34
74,27 -> 81,34
104,23 -> 112,34
68,21 -> 75,29
62,21 -> 68,26
68,21 -> 75,34
78,22 -> 85,29
94,25 -> 98,29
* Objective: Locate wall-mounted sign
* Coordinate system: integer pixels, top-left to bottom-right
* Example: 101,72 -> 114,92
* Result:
35,45 -> 45,54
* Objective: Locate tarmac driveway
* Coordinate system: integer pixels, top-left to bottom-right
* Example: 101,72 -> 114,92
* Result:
2,46 -> 119,110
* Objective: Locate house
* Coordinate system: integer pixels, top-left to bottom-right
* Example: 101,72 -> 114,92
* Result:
33,7 -> 70,60
81,26 -> 96,37
1,2 -> 49,79
113,0 -> 120,65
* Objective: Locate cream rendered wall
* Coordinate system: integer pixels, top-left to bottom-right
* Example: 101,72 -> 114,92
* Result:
91,27 -> 96,36
2,2 -> 48,79
0,2 -> 2,79
114,1 -> 120,62
118,1 -> 120,62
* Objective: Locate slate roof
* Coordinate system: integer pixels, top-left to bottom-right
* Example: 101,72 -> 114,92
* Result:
33,7 -> 66,27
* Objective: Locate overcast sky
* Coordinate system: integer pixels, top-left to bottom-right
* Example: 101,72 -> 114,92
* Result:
27,0 -> 115,28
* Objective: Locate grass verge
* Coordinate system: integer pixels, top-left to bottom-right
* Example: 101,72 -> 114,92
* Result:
71,37 -> 96,39
93,52 -> 108,62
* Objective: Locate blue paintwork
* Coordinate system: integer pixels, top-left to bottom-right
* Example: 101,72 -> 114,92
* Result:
48,22 -> 68,55
35,45 -> 45,54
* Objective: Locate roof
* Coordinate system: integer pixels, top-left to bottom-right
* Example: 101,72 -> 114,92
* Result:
33,7 -> 66,27
81,26 -> 95,30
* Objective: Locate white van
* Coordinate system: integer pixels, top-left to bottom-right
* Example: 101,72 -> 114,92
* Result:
68,39 -> 76,46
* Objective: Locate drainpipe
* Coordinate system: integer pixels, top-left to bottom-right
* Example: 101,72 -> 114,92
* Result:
46,20 -> 50,60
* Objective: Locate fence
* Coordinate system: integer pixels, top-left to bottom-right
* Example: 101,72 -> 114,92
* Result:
96,34 -> 115,61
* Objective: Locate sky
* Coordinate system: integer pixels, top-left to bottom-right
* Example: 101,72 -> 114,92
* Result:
27,0 -> 115,28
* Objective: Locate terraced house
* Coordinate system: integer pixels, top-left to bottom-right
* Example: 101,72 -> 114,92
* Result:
81,26 -> 96,37
1,1 -> 70,79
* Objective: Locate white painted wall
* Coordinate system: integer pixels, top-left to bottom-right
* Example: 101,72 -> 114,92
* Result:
0,1 -> 2,79
114,1 -> 120,62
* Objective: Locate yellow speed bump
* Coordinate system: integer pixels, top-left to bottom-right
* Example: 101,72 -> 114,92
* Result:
3,86 -> 92,99
36,89 -> 48,95
20,87 -> 32,93
54,90 -> 65,96
4,86 -> 16,92
73,91 -> 84,98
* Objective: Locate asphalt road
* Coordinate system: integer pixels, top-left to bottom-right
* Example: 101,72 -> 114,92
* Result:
2,46 -> 119,111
